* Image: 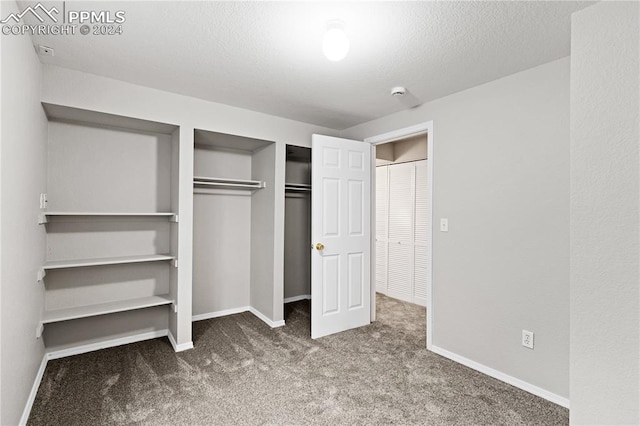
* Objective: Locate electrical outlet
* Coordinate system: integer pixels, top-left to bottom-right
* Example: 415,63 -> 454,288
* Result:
440,218 -> 449,232
39,193 -> 48,209
522,330 -> 534,349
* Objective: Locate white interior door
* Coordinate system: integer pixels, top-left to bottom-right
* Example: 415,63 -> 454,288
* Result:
311,134 -> 371,339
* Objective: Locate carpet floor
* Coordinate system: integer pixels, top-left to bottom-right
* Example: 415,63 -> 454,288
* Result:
28,294 -> 568,425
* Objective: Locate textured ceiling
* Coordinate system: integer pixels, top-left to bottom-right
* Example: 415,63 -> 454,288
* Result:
29,1 -> 594,130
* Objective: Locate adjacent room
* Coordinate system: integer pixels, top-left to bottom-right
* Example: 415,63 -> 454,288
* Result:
1,1 -> 638,425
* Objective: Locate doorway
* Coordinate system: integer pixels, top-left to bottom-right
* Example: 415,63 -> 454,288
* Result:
365,122 -> 434,348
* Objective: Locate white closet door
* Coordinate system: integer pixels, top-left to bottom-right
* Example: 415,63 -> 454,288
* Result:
375,166 -> 389,294
413,160 -> 429,306
387,162 -> 415,303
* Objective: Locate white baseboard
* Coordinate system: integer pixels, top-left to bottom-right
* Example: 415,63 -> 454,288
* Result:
193,306 -> 285,328
249,307 -> 285,328
192,306 -> 250,322
430,345 -> 570,408
46,330 -> 169,360
19,354 -> 49,426
167,330 -> 194,352
284,294 -> 311,303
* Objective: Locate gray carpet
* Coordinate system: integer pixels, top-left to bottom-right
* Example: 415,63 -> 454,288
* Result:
29,294 -> 568,425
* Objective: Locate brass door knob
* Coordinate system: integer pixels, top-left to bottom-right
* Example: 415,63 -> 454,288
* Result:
315,243 -> 325,251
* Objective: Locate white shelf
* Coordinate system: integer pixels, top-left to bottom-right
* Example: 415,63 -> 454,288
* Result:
285,183 -> 311,192
193,176 -> 265,190
41,294 -> 174,326
42,254 -> 175,271
38,212 -> 178,224
42,103 -> 178,135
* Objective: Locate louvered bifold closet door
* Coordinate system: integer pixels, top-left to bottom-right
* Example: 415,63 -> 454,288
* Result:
375,166 -> 389,294
387,162 -> 415,303
413,160 -> 429,306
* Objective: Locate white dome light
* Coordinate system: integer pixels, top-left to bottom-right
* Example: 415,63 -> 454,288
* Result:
323,20 -> 349,62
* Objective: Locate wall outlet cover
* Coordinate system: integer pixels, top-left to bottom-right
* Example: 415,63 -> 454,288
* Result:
522,329 -> 534,349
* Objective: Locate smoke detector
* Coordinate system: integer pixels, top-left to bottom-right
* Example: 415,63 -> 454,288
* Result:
391,86 -> 406,97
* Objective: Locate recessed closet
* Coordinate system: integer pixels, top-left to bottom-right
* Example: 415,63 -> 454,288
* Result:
192,129 -> 282,325
39,103 -> 185,350
283,145 -> 312,303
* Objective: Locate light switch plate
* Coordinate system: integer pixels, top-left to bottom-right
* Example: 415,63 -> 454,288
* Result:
440,218 -> 448,232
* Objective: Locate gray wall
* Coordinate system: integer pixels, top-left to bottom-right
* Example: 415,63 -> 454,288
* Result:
570,2 -> 639,423
392,134 -> 428,164
192,146 -> 252,315
251,144 -> 281,321
342,58 -> 570,399
0,0 -> 48,422
284,196 -> 311,299
375,134 -> 427,166
47,121 -> 172,212
284,154 -> 312,299
41,65 -> 339,147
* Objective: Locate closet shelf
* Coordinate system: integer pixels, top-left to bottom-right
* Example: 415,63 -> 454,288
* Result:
285,183 -> 311,192
42,254 -> 175,272
38,212 -> 178,224
40,295 -> 174,327
193,176 -> 265,190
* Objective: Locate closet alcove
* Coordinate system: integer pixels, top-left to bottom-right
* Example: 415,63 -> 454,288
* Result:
284,145 -> 312,304
38,103 -> 183,351
192,129 -> 281,325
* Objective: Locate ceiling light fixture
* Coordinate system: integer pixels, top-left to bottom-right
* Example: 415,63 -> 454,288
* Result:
323,20 -> 349,62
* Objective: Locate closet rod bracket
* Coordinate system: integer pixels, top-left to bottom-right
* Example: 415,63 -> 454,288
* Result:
170,215 -> 179,223
36,322 -> 44,339
37,269 -> 46,282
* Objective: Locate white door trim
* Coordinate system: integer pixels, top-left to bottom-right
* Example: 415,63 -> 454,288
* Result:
364,121 -> 434,349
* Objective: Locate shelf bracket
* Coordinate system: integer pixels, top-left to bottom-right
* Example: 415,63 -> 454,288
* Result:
173,259 -> 179,268
171,303 -> 178,313
36,322 -> 44,339
170,215 -> 179,223
37,269 -> 46,282
38,213 -> 48,225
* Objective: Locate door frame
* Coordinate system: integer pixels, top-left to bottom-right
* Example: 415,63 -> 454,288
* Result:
364,121 -> 434,349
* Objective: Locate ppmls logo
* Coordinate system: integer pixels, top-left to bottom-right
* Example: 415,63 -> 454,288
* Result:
1,2 -> 59,24
2,2 -> 126,36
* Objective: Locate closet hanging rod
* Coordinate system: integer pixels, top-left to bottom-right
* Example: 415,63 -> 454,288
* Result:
284,183 -> 311,189
285,186 -> 312,192
194,176 -> 264,185
193,180 -> 266,190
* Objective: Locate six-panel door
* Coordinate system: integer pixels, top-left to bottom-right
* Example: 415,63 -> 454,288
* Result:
311,134 -> 371,339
